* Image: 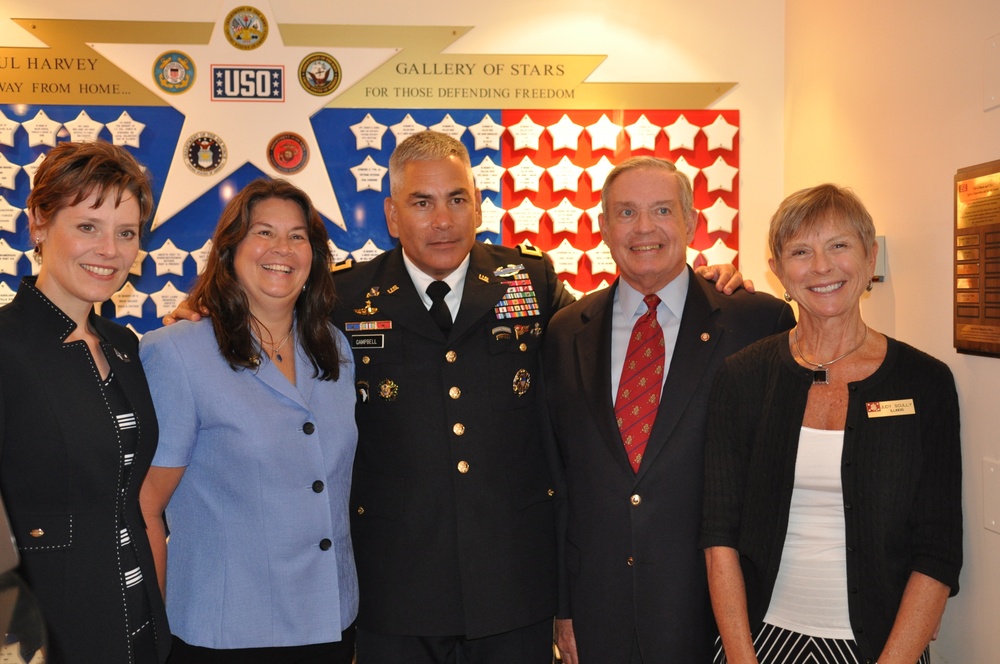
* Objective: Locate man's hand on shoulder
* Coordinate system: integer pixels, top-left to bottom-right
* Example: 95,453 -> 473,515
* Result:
695,264 -> 755,295
163,299 -> 204,326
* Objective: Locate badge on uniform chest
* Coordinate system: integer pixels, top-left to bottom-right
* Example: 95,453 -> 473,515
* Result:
493,265 -> 540,319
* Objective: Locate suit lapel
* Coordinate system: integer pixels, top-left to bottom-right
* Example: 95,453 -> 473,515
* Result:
573,281 -> 635,476
636,273 -> 723,479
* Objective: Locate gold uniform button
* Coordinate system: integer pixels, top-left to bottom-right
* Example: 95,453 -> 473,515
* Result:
626,556 -> 634,566
449,386 -> 461,399
547,488 -> 555,497
453,423 -> 466,436
29,528 -> 44,538
519,343 -> 527,351
630,494 -> 641,506
445,350 -> 458,363
457,460 -> 470,474
356,506 -> 365,515
362,355 -> 371,365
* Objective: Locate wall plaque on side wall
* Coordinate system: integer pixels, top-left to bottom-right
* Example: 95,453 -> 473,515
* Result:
955,158 -> 1000,357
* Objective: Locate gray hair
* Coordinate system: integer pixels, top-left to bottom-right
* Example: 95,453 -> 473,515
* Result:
389,131 -> 472,198
601,156 -> 695,220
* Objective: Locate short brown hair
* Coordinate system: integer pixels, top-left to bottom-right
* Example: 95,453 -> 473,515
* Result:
769,184 -> 876,261
26,141 -> 153,256
388,131 -> 472,198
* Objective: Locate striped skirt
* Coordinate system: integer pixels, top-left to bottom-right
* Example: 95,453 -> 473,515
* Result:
713,623 -> 931,664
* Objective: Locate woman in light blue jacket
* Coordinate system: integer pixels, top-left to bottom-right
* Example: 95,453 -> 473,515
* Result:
139,178 -> 357,663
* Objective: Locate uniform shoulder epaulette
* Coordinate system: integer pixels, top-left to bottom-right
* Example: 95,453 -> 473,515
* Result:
516,242 -> 543,259
330,258 -> 354,273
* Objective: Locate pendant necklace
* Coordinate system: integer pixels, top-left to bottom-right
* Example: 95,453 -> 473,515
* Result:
792,325 -> 868,385
261,328 -> 294,363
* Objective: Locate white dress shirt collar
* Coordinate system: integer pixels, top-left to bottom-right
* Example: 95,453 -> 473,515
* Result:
401,250 -> 470,319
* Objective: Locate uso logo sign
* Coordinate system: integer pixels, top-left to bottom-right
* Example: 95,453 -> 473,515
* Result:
211,65 -> 284,101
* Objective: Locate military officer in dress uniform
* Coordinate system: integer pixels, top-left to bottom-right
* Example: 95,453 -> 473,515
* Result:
331,131 -> 574,664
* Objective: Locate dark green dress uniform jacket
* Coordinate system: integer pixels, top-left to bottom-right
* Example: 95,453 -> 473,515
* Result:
0,278 -> 171,663
332,242 -> 574,639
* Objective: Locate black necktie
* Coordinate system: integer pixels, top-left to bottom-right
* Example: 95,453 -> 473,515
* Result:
426,281 -> 452,335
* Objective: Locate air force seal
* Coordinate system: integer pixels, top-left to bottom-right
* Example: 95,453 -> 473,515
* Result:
184,132 -> 227,176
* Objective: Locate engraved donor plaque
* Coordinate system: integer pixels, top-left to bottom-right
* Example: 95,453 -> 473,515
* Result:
954,158 -> 1000,357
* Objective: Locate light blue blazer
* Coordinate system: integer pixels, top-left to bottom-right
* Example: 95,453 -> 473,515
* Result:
140,319 -> 358,648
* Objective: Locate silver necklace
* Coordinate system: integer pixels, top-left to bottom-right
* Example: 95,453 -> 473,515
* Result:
792,325 -> 868,385
260,328 -> 294,363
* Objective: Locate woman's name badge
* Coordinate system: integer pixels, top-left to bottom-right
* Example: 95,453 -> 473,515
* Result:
865,399 -> 916,418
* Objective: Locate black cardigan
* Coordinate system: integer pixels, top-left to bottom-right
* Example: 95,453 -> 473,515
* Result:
700,332 -> 962,662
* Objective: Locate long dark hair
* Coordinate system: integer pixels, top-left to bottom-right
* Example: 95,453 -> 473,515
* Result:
190,178 -> 342,380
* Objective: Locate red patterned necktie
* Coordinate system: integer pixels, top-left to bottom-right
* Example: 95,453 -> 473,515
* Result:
614,294 -> 665,472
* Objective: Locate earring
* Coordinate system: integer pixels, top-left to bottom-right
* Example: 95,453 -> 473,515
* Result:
866,279 -> 874,292
783,292 -> 792,302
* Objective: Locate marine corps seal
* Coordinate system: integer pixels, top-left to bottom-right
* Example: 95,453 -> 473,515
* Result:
267,132 -> 309,174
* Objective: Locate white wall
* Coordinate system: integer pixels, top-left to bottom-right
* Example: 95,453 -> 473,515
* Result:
785,1 -> 1000,661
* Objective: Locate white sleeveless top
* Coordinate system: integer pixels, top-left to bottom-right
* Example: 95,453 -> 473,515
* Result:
763,426 -> 854,639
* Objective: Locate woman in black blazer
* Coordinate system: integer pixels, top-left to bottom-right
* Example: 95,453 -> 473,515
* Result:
0,141 -> 170,662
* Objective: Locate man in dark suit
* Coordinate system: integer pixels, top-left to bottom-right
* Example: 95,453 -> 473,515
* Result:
331,130 -> 575,664
544,157 -> 796,664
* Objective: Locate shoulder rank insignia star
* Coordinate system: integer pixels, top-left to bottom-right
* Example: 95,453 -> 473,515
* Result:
354,299 -> 378,316
517,242 -> 543,259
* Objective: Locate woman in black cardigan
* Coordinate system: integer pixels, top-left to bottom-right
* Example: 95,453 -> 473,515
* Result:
701,185 -> 961,664
0,141 -> 170,662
